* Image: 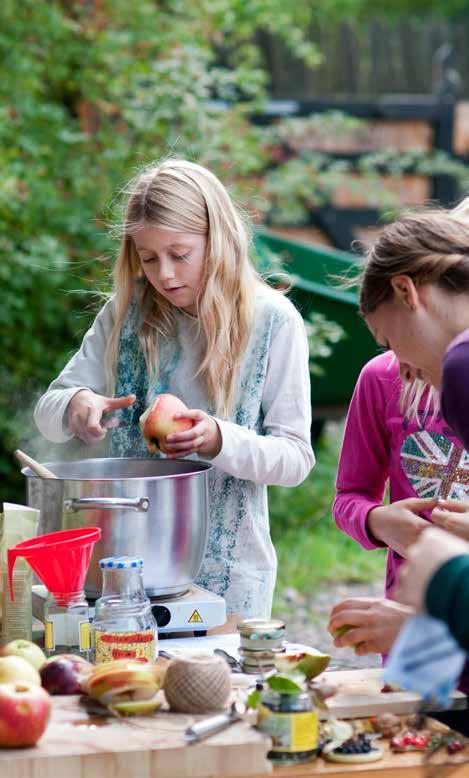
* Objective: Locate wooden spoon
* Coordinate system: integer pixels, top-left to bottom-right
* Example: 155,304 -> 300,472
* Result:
14,449 -> 57,479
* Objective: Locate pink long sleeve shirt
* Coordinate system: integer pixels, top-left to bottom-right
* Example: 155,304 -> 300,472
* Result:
333,351 -> 469,598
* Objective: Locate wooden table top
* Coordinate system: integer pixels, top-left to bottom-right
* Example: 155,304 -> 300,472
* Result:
1,668 -> 468,778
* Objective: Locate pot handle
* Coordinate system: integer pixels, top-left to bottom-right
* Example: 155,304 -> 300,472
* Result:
64,497 -> 149,513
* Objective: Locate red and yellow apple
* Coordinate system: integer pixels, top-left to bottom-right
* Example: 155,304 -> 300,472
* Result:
0,682 -> 51,748
0,640 -> 46,672
140,394 -> 193,454
0,656 -> 41,687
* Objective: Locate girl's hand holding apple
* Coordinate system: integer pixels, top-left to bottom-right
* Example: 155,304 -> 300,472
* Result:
140,393 -> 222,458
67,389 -> 136,444
328,597 -> 414,655
165,410 -> 222,458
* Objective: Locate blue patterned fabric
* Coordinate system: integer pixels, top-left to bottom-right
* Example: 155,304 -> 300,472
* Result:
384,614 -> 466,707
108,294 -> 289,617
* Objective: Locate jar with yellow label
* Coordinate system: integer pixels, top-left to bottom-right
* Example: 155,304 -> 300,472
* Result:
44,591 -> 91,660
93,556 -> 157,664
257,689 -> 318,765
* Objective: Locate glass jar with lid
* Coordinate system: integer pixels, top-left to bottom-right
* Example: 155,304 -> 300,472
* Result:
93,556 -> 157,664
257,688 -> 318,765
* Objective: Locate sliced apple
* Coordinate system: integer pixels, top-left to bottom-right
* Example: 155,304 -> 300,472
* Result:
109,694 -> 161,716
85,660 -> 164,705
274,648 -> 330,679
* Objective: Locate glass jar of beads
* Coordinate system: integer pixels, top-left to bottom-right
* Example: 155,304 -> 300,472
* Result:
93,556 -> 157,664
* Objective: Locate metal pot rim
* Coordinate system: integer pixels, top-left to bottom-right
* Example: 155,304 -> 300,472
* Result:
22,456 -> 213,482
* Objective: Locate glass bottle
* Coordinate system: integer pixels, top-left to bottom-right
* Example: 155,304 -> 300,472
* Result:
44,590 -> 91,659
93,557 -> 157,664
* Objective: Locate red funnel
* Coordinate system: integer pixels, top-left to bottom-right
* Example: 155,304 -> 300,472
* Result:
8,527 -> 101,605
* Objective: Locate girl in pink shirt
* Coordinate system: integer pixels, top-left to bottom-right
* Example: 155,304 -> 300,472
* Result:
328,350 -> 469,656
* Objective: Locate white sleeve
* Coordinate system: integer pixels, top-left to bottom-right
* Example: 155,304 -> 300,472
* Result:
34,299 -> 116,443
210,307 -> 315,486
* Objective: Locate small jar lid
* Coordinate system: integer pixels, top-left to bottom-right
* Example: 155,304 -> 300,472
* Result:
238,646 -> 285,660
237,618 -> 285,638
99,556 -> 144,569
260,689 -> 313,709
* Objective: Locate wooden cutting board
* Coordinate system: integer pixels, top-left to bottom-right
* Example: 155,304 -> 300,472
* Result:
254,737 -> 469,778
0,693 -> 272,778
1,669 -> 467,778
232,668 -> 468,720
321,668 -> 468,720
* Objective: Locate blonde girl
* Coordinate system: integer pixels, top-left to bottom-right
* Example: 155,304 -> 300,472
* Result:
35,159 -> 315,619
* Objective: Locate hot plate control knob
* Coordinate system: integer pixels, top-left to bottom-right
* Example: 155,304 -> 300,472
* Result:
152,604 -> 171,627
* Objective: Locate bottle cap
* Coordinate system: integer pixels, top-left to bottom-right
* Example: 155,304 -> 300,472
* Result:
99,556 -> 144,570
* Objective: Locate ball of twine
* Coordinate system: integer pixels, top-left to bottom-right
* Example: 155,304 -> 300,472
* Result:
163,653 -> 232,713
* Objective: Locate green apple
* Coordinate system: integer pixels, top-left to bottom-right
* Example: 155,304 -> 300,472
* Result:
333,624 -> 364,650
0,656 -> 41,686
1,640 -> 47,672
333,624 -> 355,639
274,648 -> 330,679
109,695 -> 161,716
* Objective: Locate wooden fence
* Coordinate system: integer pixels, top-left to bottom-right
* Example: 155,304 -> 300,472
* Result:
258,18 -> 469,99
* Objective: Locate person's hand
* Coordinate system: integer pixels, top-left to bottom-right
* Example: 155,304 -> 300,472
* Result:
367,498 -> 438,557
66,389 -> 136,445
328,597 -> 414,656
395,526 -> 469,610
431,498 -> 469,541
164,409 -> 222,458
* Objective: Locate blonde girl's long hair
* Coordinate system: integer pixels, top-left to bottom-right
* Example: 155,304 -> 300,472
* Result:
105,159 -> 263,417
358,198 -> 469,317
400,377 -> 439,422
384,351 -> 439,421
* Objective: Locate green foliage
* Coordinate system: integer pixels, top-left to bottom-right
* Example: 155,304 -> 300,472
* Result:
318,0 -> 469,20
270,427 -> 386,599
267,674 -> 304,693
305,313 -> 345,377
0,0 -> 465,506
260,112 -> 469,225
0,0 -> 322,502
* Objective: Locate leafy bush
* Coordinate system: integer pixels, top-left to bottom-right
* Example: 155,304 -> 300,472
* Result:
1,1 -> 465,504
0,0 -> 322,502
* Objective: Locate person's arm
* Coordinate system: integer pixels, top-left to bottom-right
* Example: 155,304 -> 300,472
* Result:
333,358 -> 392,550
210,305 -> 314,486
396,526 -> 469,650
34,299 -> 116,443
426,554 -> 469,650
328,597 -> 414,655
441,337 -> 469,451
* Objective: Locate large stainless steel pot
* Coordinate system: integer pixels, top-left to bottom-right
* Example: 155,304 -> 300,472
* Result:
23,458 -> 212,599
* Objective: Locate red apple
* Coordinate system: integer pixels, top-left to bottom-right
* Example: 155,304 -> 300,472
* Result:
140,394 -> 193,454
0,682 -> 51,748
1,640 -> 47,672
40,654 -> 93,695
